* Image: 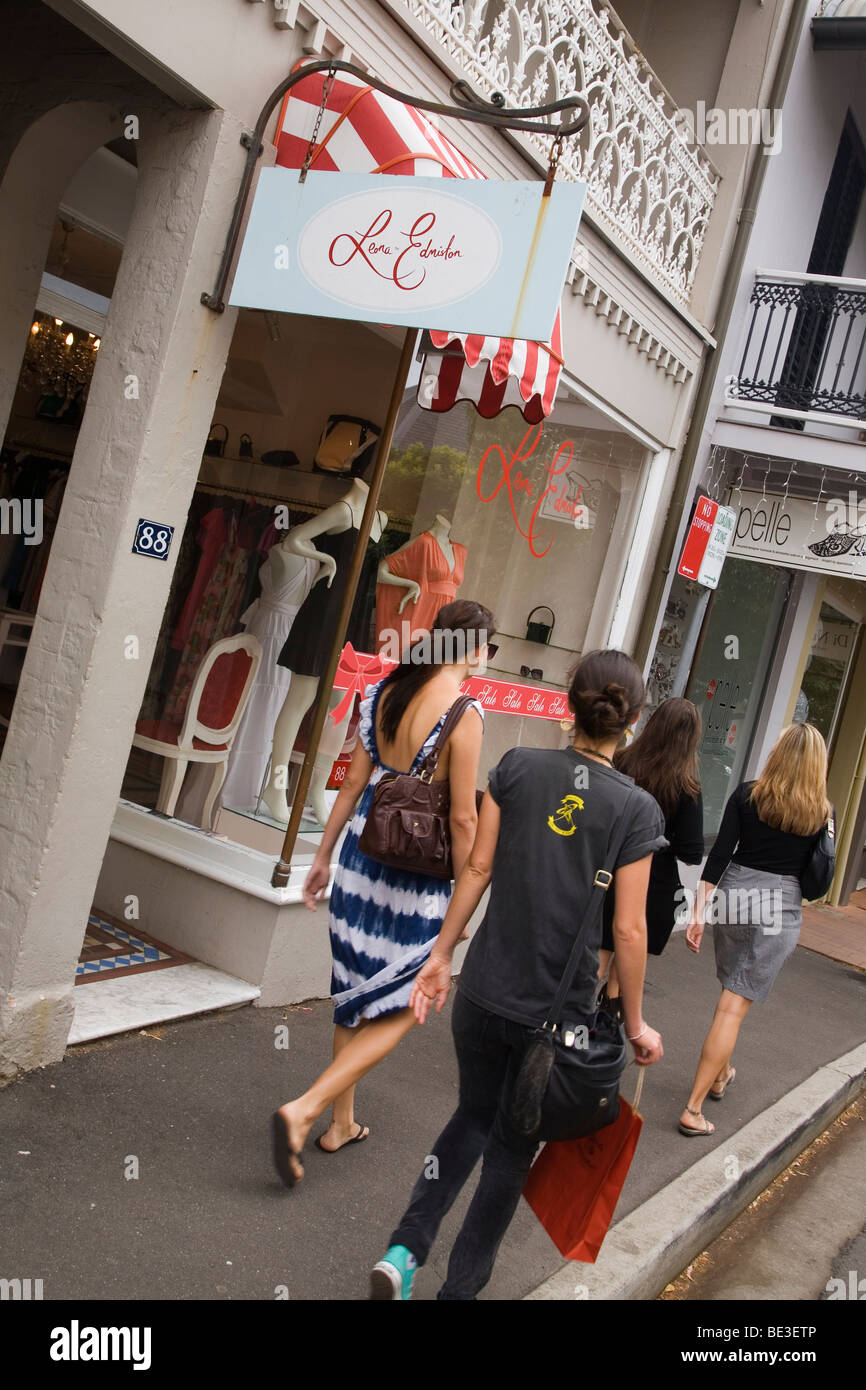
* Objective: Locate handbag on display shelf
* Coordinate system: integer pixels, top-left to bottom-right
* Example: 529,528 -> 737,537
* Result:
357,694 -> 483,880
239,433 -> 254,459
523,1067 -> 645,1263
525,606 -> 555,644
313,415 -> 380,478
203,423 -> 228,457
508,788 -> 638,1143
800,809 -> 836,901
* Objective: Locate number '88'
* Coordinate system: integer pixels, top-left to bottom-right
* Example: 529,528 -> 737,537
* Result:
135,522 -> 171,556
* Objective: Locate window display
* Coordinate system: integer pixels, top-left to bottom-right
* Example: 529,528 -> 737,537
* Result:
264,478 -> 388,825
219,547 -> 318,811
122,307 -> 649,860
375,516 -> 466,648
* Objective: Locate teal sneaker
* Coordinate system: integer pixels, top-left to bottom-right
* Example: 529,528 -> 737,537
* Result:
369,1245 -> 417,1300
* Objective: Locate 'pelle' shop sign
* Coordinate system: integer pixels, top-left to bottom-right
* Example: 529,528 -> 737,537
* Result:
229,169 -> 585,340
730,489 -> 866,578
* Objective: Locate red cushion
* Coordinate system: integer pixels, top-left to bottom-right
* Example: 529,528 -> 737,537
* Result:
197,648 -> 252,730
135,718 -> 229,752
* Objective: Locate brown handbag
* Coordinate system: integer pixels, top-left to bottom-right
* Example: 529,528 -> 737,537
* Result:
357,694 -> 482,880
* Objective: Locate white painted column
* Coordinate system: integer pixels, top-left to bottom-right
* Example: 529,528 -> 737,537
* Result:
0,103 -> 246,1079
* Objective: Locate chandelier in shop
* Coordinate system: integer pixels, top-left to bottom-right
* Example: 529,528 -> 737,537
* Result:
23,312 -> 101,422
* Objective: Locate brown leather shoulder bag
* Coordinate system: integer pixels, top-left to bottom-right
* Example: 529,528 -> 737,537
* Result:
357,693 -> 482,880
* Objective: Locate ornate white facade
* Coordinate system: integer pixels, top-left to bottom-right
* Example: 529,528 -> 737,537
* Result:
387,0 -> 719,304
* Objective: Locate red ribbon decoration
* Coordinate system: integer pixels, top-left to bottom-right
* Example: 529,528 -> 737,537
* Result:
330,643 -> 395,724
330,643 -> 569,722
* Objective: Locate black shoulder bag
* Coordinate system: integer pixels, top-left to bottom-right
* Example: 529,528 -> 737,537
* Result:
800,810 -> 836,902
509,788 -> 639,1143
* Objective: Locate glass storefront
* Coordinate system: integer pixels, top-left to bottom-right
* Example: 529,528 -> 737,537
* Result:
119,309 -> 650,855
795,601 -> 860,750
684,557 -> 793,839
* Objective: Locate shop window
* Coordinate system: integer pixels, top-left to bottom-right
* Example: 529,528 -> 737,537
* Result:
644,570 -> 711,718
796,602 -> 860,749
379,389 -> 647,783
685,557 -> 793,839
122,318 -> 649,856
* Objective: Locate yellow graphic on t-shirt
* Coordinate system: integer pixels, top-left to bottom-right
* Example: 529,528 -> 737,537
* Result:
547,794 -> 585,836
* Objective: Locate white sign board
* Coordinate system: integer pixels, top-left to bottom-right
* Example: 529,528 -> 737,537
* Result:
698,503 -> 736,588
730,489 -> 866,577
229,169 -> 586,341
678,495 -> 737,589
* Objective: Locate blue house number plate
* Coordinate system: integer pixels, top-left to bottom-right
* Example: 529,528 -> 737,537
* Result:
132,518 -> 174,560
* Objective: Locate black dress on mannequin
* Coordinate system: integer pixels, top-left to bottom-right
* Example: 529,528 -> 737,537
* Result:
277,526 -> 361,678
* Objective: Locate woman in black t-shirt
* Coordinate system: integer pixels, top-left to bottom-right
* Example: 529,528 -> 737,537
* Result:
369,650 -> 667,1302
679,722 -> 832,1138
599,698 -> 704,996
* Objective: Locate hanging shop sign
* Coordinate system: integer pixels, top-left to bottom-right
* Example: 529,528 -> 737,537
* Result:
677,495 -> 736,589
229,170 -> 585,341
730,489 -> 866,578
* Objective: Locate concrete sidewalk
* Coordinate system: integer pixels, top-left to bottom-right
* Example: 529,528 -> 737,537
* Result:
0,934 -> 863,1301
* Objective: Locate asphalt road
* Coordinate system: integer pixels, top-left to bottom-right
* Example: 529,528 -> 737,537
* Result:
0,932 -> 863,1301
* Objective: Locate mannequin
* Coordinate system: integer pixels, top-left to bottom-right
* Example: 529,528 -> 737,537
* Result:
263,479 -> 387,826
218,539 -> 317,812
375,513 -> 466,650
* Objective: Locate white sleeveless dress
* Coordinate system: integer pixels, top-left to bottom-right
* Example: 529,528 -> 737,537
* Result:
218,555 -> 317,811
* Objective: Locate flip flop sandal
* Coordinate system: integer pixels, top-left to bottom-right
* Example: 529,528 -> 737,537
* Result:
272,1110 -> 302,1188
314,1123 -> 370,1154
678,1110 -> 715,1137
708,1066 -> 736,1101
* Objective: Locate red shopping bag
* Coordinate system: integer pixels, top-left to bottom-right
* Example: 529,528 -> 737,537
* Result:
523,1074 -> 644,1263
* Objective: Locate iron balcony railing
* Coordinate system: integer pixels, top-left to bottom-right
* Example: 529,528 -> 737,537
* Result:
383,0 -> 719,305
726,270 -> 866,429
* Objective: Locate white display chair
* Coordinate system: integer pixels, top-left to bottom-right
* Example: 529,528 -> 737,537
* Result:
133,632 -> 263,828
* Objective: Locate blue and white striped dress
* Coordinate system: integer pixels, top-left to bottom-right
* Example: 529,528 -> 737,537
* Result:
328,679 -> 484,1027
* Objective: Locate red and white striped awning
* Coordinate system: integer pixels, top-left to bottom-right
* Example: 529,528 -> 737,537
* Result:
422,315 -> 563,423
275,64 -> 563,423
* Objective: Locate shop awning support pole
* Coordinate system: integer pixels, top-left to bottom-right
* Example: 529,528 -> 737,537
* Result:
270,327 -> 419,888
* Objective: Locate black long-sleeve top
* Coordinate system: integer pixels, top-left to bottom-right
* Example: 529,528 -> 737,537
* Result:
702,781 -> 822,885
653,790 -> 705,885
602,792 -> 702,939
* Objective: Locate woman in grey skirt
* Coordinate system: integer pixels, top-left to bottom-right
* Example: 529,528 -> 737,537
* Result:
679,723 -> 832,1137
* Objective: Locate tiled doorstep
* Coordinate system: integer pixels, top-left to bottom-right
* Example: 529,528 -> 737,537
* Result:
67,963 -> 261,1045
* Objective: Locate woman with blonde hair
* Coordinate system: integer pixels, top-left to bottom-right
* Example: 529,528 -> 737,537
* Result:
679,722 -> 833,1137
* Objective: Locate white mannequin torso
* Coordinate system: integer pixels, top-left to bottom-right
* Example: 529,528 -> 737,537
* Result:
335,478 -> 385,540
284,479 -> 387,587
428,514 -> 455,572
265,541 -> 310,589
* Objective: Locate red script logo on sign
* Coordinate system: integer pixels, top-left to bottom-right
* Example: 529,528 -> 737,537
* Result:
329,210 -> 462,293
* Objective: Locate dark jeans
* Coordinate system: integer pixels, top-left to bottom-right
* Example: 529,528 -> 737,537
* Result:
390,991 -> 539,1300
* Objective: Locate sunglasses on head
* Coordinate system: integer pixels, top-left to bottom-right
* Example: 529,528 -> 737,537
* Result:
521,665 -> 543,680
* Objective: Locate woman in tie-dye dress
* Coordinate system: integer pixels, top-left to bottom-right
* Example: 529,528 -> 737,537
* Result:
272,600 -> 492,1189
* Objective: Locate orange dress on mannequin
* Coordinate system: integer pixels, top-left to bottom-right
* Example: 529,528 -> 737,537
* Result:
375,531 -> 467,650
